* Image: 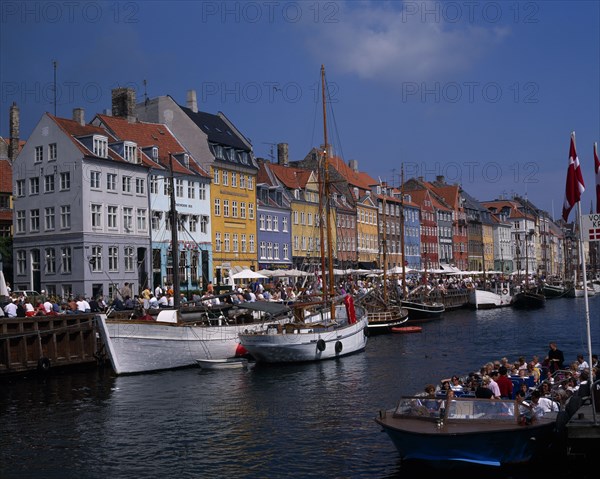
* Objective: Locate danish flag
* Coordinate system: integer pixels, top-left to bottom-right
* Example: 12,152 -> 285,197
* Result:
562,132 -> 585,222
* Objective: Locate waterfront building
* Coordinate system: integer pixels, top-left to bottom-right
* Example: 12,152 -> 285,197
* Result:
12,109 -> 152,299
401,192 -> 422,271
490,213 -> 514,274
92,91 -> 212,293
256,157 -> 293,271
374,183 -> 404,271
406,189 -> 439,270
137,91 -> 258,286
331,186 -> 357,269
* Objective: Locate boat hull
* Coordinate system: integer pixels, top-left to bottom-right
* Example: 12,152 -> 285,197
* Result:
239,306 -> 369,363
468,289 -> 512,309
401,301 -> 445,321
376,414 -> 557,466
366,306 -> 409,334
511,292 -> 546,309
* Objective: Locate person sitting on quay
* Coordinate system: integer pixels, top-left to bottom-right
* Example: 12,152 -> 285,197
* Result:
123,295 -> 135,310
77,296 -> 91,313
157,294 -> 169,308
23,298 -> 35,317
148,294 -> 159,309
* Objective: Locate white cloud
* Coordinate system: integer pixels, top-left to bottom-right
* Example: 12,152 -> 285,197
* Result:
305,1 -> 510,83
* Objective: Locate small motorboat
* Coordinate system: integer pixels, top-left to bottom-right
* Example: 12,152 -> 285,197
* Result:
195,357 -> 249,370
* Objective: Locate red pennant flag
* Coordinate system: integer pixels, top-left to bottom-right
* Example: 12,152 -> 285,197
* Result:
562,132 -> 585,222
595,142 -> 600,214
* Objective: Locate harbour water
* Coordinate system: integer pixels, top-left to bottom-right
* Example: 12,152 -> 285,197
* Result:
1,295 -> 599,478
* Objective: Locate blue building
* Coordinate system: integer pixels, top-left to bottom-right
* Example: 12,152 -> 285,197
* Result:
402,194 -> 421,270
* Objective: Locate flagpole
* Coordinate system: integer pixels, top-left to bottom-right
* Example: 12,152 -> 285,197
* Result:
577,175 -> 596,425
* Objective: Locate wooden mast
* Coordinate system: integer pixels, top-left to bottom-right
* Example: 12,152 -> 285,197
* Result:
169,153 -> 181,308
321,65 -> 336,318
400,165 -> 407,299
381,183 -> 388,302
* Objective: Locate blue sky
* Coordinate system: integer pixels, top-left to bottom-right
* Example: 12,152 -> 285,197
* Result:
2,1 -> 599,217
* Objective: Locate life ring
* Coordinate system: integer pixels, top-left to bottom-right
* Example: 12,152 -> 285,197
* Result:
335,341 -> 343,354
502,289 -> 508,295
37,357 -> 51,372
316,339 -> 326,352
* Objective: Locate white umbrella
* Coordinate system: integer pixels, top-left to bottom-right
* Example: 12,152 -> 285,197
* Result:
230,269 -> 268,280
258,269 -> 274,277
0,270 -> 9,297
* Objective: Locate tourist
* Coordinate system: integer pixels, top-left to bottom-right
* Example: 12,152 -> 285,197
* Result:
496,366 -> 514,399
576,354 -> 589,373
475,377 -> 495,399
487,370 -> 502,398
3,298 -> 18,318
528,390 -> 559,416
77,296 -> 91,313
120,282 -> 132,300
148,294 -> 159,309
157,294 -> 169,308
546,342 -> 565,373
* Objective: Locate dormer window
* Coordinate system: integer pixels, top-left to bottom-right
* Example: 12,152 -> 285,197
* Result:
93,135 -> 108,158
152,147 -> 159,160
124,141 -> 138,163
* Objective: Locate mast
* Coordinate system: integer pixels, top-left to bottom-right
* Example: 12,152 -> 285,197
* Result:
169,153 -> 181,308
381,182 -> 388,302
321,65 -> 336,317
400,165 -> 407,299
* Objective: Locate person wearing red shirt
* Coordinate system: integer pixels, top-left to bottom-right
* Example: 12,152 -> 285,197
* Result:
496,366 -> 514,399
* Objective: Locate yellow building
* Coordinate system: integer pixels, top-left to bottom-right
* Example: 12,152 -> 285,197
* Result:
482,223 -> 495,271
355,194 -> 379,268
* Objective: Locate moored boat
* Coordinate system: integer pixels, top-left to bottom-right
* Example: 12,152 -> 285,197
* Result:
542,283 -> 569,298
468,288 -> 512,309
511,290 -> 546,309
376,395 -> 561,466
401,298 -> 445,321
196,357 -> 249,369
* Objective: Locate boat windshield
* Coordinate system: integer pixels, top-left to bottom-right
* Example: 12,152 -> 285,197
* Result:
394,396 -> 520,421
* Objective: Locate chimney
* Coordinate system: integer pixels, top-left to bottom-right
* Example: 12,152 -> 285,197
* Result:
112,87 -> 137,122
73,108 -> 85,126
0,138 -> 8,159
348,159 -> 358,172
9,102 -> 19,162
436,175 -> 445,184
277,142 -> 289,166
187,90 -> 198,113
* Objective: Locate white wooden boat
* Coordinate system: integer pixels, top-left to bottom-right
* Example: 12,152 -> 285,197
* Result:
238,301 -> 369,363
96,301 -> 291,375
566,286 -> 596,298
468,288 -> 512,309
196,357 -> 249,369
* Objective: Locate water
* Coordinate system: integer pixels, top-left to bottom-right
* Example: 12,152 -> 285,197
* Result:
1,296 -> 599,478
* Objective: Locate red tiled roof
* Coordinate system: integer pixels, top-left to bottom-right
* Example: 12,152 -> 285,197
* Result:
269,162 -> 313,189
329,156 -> 376,190
95,114 -> 209,177
0,158 -> 12,193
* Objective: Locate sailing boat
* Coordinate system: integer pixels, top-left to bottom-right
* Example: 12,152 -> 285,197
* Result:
237,65 -> 369,363
362,183 -> 409,334
96,156 -> 292,375
511,231 -> 546,309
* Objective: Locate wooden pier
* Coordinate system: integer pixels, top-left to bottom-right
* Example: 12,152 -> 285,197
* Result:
0,314 -> 98,376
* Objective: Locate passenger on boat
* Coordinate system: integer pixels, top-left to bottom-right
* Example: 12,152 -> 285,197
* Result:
528,390 -> 559,416
475,376 -> 495,399
576,354 -> 589,373
515,382 -> 529,400
546,342 -> 565,373
496,366 -> 514,399
488,370 -> 501,398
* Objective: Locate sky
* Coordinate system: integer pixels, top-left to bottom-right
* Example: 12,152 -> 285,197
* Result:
2,0 -> 599,218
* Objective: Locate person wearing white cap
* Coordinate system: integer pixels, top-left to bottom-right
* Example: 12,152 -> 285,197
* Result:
3,298 -> 18,317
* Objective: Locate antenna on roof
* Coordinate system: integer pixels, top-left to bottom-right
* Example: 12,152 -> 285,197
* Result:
52,60 -> 58,116
262,142 -> 276,161
143,80 -> 149,106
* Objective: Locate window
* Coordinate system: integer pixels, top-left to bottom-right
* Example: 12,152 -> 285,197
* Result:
137,208 -> 147,230
222,171 -> 229,186
90,171 -> 101,189
199,183 -> 206,200
16,210 -> 25,233
107,205 -> 118,229
231,172 -> 237,187
91,204 -> 102,228
136,177 -> 145,195
124,142 -> 137,163
16,179 -> 24,197
213,168 -> 220,184
30,209 -> 40,232
241,234 -> 247,253
30,177 -> 39,195
43,248 -> 55,274
48,143 -> 57,161
124,247 -> 135,271
152,212 -> 161,230
189,215 -> 198,232
17,250 -> 26,275
248,203 -> 254,220
259,214 -> 265,230
150,175 -> 159,194
240,202 -> 246,219
239,175 -> 246,189
60,172 -> 70,190
214,198 -> 221,216
60,205 -> 71,229
201,215 -> 208,234
233,233 -> 239,252
108,246 -> 119,272
293,211 -> 298,224
35,146 -> 43,163
224,233 -> 230,252
43,174 -> 55,193
44,207 -> 55,230
232,201 -> 238,218
267,242 -> 273,259
123,207 -> 133,231
188,181 -> 195,199
260,241 -> 266,259
282,217 -> 288,232
61,247 -> 71,273
164,180 -> 169,196
249,234 -> 255,253
283,243 -> 289,260
215,232 -> 221,252
273,216 -> 279,231
122,176 -> 132,193
247,176 -> 253,190
266,215 -> 272,230
90,246 -> 102,271
176,179 -> 183,197
93,136 -> 108,158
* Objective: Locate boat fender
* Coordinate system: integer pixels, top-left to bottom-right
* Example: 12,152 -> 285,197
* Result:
502,289 -> 508,295
37,357 -> 51,372
316,339 -> 326,352
335,341 -> 343,354
363,327 -> 370,337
